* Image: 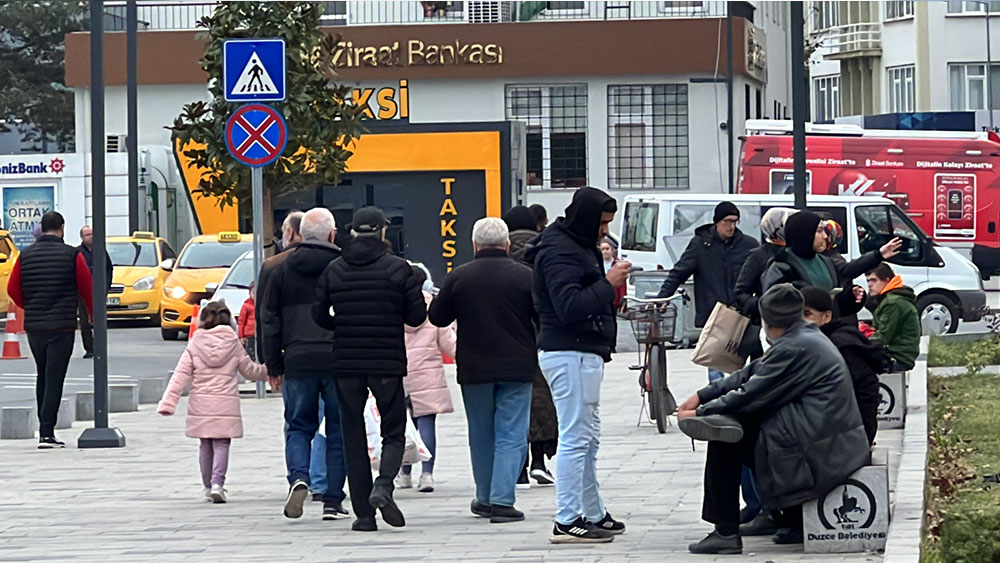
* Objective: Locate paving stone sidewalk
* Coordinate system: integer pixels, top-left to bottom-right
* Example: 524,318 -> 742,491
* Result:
0,349 -> 901,562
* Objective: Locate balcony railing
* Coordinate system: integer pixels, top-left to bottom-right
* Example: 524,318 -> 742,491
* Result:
102,1 -> 727,32
814,22 -> 882,59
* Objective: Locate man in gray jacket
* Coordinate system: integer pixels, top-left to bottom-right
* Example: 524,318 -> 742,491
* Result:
677,284 -> 870,554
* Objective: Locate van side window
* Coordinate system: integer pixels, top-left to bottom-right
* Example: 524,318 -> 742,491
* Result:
673,204 -> 762,242
855,205 -> 923,264
622,202 -> 659,252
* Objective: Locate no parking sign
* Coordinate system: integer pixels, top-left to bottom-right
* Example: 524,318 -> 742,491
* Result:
224,103 -> 288,168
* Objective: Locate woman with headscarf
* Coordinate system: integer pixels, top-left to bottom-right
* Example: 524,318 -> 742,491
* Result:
821,218 -> 847,268
734,207 -> 797,332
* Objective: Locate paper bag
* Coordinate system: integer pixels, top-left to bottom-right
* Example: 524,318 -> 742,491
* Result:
691,303 -> 750,373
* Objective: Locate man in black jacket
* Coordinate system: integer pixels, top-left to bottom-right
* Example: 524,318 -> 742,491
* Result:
656,202 -> 758,381
677,284 -> 870,554
313,206 -> 426,533
8,211 -> 93,448
525,187 -> 630,544
429,217 -> 536,524
260,208 -> 348,522
76,225 -> 112,359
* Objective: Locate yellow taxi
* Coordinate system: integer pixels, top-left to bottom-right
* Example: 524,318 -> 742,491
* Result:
0,230 -> 20,314
106,232 -> 176,322
159,232 -> 252,340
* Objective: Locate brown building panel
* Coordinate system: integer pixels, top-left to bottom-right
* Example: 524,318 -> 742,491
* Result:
67,18 -> 755,87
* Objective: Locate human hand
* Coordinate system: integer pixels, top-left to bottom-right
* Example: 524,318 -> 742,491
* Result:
852,285 -> 866,304
678,409 -> 696,420
880,237 -> 903,259
268,375 -> 282,392
157,409 -> 172,416
679,393 -> 700,412
606,260 -> 631,288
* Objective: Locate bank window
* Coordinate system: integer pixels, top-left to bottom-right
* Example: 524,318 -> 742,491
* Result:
855,205 -> 924,264
622,202 -> 659,252
505,85 -> 588,189
885,1 -> 913,20
813,75 -> 841,122
947,1 -> 1000,14
888,66 -> 915,112
949,63 -> 1000,110
607,84 -> 688,190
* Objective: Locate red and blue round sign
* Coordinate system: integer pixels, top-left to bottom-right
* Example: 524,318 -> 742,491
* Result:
225,103 -> 288,167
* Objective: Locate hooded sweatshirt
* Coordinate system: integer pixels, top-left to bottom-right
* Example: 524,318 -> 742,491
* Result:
870,275 -> 921,370
783,211 -> 834,290
504,205 -> 541,266
525,187 -> 618,361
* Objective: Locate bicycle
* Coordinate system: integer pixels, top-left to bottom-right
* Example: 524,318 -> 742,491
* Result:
623,292 -> 689,434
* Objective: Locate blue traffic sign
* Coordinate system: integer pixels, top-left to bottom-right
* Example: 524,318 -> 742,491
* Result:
225,104 -> 288,167
223,39 -> 286,102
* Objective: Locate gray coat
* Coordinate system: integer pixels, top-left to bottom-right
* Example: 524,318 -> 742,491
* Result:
696,321 -> 870,510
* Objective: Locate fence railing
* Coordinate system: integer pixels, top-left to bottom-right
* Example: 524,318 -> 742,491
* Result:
814,22 -> 882,57
101,1 -> 726,32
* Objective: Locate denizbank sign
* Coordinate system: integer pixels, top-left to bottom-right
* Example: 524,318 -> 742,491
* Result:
0,158 -> 65,175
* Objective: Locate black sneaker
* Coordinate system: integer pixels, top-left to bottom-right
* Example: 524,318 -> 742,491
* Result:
369,486 -> 405,527
322,501 -> 350,521
38,436 -> 65,449
311,492 -> 324,502
283,480 -> 309,519
490,505 -> 525,523
471,500 -> 492,518
530,468 -> 555,486
351,516 -> 377,532
773,527 -> 804,544
517,468 -> 530,490
678,414 -> 744,443
740,511 -> 777,536
550,518 -> 615,544
688,530 -> 742,554
592,511 -> 626,535
83,352 -> 94,359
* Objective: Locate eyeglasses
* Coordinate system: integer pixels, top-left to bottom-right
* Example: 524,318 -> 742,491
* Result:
720,218 -> 740,226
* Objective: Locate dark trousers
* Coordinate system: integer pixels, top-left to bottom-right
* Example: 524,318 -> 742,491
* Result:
78,299 -> 93,354
702,417 -> 762,533
27,331 -> 74,437
335,375 -> 406,519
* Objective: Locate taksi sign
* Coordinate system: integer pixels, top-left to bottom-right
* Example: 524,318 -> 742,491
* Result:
352,80 -> 410,120
440,177 -> 458,273
333,40 -> 502,68
0,158 -> 65,176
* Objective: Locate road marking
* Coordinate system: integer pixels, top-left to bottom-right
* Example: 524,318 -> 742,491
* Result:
1,385 -> 34,389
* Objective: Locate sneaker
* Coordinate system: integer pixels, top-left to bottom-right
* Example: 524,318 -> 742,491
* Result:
369,486 -> 405,527
740,512 -> 777,536
739,506 -> 759,524
37,436 -> 65,449
678,414 -> 744,443
394,473 -> 412,489
550,518 -> 615,544
490,505 -> 525,523
322,501 -> 350,520
83,352 -> 94,359
530,468 -> 555,486
592,511 -> 626,535
417,473 -> 434,493
773,527 -> 804,544
311,492 -> 324,502
688,530 -> 742,554
283,480 -> 309,519
202,487 -> 212,502
352,516 -> 377,532
210,484 -> 227,504
516,468 -> 530,490
470,499 -> 492,518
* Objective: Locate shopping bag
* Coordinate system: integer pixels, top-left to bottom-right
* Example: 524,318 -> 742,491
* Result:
364,393 -> 433,471
691,303 -> 750,373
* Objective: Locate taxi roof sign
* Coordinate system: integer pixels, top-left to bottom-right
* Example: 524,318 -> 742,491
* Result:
218,232 -> 242,242
132,231 -> 155,239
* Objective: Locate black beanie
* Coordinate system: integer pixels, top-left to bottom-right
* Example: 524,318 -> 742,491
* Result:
713,201 -> 740,224
784,211 -> 822,259
759,283 -> 804,329
801,286 -> 833,313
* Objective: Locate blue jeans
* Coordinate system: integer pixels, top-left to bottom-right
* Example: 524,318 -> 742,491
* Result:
402,414 -> 437,475
461,382 -> 532,508
708,369 -> 725,382
309,397 -> 328,494
539,351 -> 607,525
282,374 -> 347,503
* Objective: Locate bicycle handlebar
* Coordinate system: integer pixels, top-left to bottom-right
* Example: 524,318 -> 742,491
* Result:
624,293 -> 687,305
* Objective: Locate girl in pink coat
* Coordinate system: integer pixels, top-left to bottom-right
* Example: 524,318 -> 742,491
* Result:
397,265 -> 457,493
157,302 -> 268,504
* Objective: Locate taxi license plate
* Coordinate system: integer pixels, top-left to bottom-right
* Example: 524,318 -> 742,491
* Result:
107,297 -> 120,306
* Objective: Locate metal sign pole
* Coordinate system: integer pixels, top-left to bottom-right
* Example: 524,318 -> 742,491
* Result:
790,1 -> 808,210
251,166 -> 265,399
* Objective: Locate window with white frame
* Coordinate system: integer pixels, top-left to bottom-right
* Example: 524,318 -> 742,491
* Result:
607,85 -> 689,189
885,1 -> 914,19
505,85 -> 588,189
813,75 -> 841,122
949,63 -> 1000,110
947,1 -> 1000,14
661,1 -> 705,16
811,1 -> 840,31
888,66 -> 915,112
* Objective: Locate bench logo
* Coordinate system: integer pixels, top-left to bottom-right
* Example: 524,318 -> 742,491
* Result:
877,382 -> 895,417
817,479 -> 877,531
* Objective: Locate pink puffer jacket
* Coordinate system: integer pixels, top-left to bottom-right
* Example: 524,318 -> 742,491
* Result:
157,325 -> 268,439
404,291 -> 457,417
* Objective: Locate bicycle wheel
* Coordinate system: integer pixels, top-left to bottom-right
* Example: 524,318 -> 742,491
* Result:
649,344 -> 669,434
645,367 -> 659,422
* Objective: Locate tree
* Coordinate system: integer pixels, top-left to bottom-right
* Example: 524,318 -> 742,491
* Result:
0,1 -> 87,152
169,1 -> 364,245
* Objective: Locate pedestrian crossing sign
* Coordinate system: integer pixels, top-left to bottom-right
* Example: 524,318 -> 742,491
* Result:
223,39 -> 286,102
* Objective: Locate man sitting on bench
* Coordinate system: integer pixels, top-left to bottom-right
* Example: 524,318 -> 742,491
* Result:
864,263 -> 921,371
677,284 -> 871,554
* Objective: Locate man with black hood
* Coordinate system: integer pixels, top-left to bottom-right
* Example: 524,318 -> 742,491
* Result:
525,187 -> 630,544
656,201 -> 758,381
259,208 -> 349,522
762,210 -> 901,293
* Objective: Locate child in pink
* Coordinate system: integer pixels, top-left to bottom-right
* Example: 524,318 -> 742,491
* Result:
158,302 -> 268,503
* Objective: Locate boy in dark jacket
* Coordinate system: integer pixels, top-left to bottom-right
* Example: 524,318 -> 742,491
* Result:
865,264 -> 921,370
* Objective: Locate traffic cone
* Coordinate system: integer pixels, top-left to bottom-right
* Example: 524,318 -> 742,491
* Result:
189,304 -> 200,339
0,301 -> 27,360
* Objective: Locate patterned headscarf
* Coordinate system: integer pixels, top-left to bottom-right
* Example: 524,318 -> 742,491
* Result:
822,219 -> 844,251
760,207 -> 796,245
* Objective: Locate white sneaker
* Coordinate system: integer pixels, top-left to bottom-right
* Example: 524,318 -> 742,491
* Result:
210,484 -> 227,504
395,473 -> 412,489
202,487 -> 212,502
418,473 -> 434,493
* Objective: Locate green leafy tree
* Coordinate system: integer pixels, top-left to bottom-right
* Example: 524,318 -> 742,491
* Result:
169,1 -> 364,244
0,1 -> 87,152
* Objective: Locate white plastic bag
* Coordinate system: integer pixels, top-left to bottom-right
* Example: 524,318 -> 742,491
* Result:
364,393 -> 432,472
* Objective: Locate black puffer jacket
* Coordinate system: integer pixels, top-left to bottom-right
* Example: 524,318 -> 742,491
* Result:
696,321 -> 870,510
313,236 -> 426,378
656,225 -> 758,327
821,317 -> 887,445
734,243 -> 781,324
525,188 -> 618,362
762,247 -> 882,293
17,235 -> 85,332
259,243 -> 340,377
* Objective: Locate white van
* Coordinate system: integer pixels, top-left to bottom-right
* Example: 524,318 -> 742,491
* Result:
618,193 -> 987,335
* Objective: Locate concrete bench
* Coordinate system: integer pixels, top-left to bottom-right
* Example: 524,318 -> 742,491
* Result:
76,391 -> 95,421
1,406 -> 37,439
138,376 -> 170,405
109,383 -> 139,413
55,398 -> 75,430
803,465 -> 890,553
877,372 -> 906,429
